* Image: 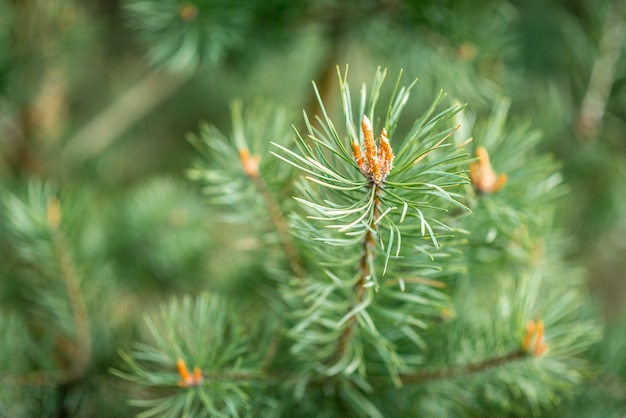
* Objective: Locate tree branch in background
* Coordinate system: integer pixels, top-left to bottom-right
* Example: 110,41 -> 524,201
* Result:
239,148 -> 307,279
577,1 -> 625,140
47,197 -> 91,378
64,70 -> 192,160
399,349 -> 527,385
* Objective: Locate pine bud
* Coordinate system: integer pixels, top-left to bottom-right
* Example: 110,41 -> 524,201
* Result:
46,197 -> 62,229
469,147 -> 507,194
521,320 -> 549,357
177,358 -> 204,387
239,148 -> 261,179
355,115 -> 394,184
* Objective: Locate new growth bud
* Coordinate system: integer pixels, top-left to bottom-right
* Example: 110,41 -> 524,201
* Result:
469,146 -> 507,194
47,197 -> 62,229
177,358 -> 204,387
521,320 -> 549,357
351,115 -> 394,184
239,148 -> 261,179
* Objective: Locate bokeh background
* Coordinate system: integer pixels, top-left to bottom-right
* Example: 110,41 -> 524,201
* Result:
1,0 -> 625,415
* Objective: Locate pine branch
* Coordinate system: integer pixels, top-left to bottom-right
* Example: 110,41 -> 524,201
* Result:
0,370 -> 72,387
0,186 -> 99,410
278,68 -> 471,386
64,70 -> 191,160
577,1 -> 625,140
240,149 -> 306,278
188,100 -> 302,280
123,0 -> 305,72
115,67 -> 602,417
113,293 -> 269,417
334,181 -> 381,363
398,348 -> 527,385
46,197 -> 91,378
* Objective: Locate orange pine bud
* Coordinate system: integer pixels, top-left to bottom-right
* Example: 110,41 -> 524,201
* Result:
177,358 -> 191,387
521,321 -> 536,352
193,367 -> 204,384
521,320 -> 549,357
362,115 -> 381,183
355,116 -> 395,183
239,148 -> 261,179
177,358 -> 204,387
379,127 -> 394,179
352,139 -> 368,176
47,197 -> 62,229
469,146 -> 507,194
179,2 -> 198,22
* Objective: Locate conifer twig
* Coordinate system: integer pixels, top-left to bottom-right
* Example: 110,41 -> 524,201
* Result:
47,197 -> 91,378
0,197 -> 93,389
398,321 -> 549,385
64,70 -> 192,160
333,114 -> 395,363
257,177 -> 307,278
240,149 -> 306,278
398,349 -> 527,385
335,185 -> 381,361
577,1 -> 625,140
0,370 -> 74,387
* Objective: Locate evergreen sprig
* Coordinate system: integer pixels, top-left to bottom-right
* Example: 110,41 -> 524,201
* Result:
0,313 -> 57,416
276,68 -> 472,394
112,293 -> 269,417
112,68 -> 600,417
187,100 -> 302,277
410,100 -> 602,416
123,0 -> 305,72
3,184 -> 90,359
0,183 -> 101,414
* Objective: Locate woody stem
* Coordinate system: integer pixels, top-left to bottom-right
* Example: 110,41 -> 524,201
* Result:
334,183 -> 381,360
397,349 -> 527,385
48,217 -> 91,378
251,175 -> 306,279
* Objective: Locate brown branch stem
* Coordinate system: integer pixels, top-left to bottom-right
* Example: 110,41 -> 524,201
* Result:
252,176 -> 306,279
577,1 -> 626,140
334,184 -> 381,362
398,349 -> 527,385
48,199 -> 92,378
0,371 -> 74,387
64,70 -> 192,160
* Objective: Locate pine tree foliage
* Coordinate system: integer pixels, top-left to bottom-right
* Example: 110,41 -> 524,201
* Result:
111,293 -> 271,418
109,69 -> 599,417
0,179 -> 215,415
124,0 -> 305,72
111,177 -> 214,292
186,100 -> 299,281
275,68 -> 471,394
409,101 -> 601,416
2,0 -> 625,416
1,183 -> 102,415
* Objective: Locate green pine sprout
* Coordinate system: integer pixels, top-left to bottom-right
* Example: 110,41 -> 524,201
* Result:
112,293 -> 268,418
112,68 -> 600,418
186,100 -> 302,277
276,67 -> 473,389
187,99 -> 294,208
124,0 -> 250,71
123,0 -> 305,72
274,67 -> 470,278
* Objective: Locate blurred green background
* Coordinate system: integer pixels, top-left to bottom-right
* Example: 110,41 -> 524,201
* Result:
1,0 -> 625,415
2,0 -> 624,311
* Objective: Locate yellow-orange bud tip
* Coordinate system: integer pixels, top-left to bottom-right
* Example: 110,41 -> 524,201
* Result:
47,197 -> 62,229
